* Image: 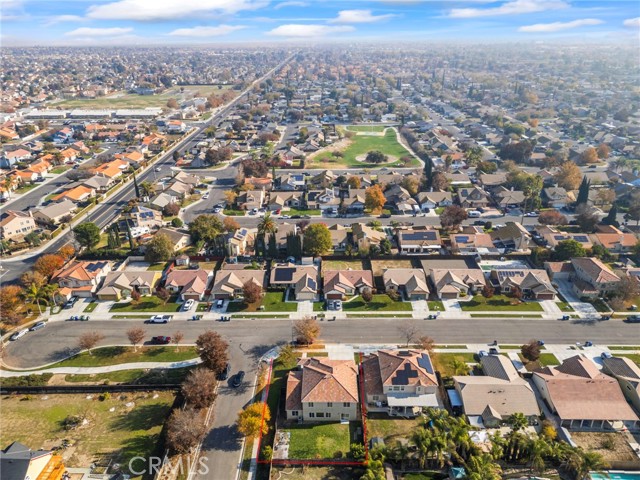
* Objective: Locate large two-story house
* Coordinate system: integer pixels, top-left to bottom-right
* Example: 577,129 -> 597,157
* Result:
52,260 -> 112,300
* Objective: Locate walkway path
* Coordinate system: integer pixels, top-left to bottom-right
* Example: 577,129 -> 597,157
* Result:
0,359 -> 201,377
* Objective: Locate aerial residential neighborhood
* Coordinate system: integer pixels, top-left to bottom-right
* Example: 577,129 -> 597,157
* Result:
1,2 -> 640,480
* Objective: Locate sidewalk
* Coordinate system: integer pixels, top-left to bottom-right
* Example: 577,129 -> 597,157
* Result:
0,358 -> 201,377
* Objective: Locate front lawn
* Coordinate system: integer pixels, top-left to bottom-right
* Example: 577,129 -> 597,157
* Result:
518,352 -> 560,371
342,294 -> 413,312
54,346 -> 198,368
227,291 -> 297,313
223,209 -> 245,216
589,298 -> 612,312
51,166 -> 70,174
110,295 -> 181,312
287,207 -> 322,216
428,301 -> 444,311
0,392 -> 175,478
83,301 -> 98,313
556,301 -> 574,312
313,301 -> 325,312
432,352 -> 477,377
460,295 -> 543,312
619,354 -> 640,366
147,262 -> 169,271
286,422 -> 352,459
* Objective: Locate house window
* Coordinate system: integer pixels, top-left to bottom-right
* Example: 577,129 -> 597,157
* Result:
393,386 -> 400,391
327,402 -> 333,407
308,402 -> 314,407
341,414 -> 350,420
343,402 -> 350,407
326,413 -> 331,418
316,412 -> 325,418
372,395 -> 379,401
309,412 -> 315,418
291,411 -> 298,417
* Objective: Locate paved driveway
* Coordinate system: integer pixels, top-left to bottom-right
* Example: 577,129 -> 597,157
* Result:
555,279 -> 598,317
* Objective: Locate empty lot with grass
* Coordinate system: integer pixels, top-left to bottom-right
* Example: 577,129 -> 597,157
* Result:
370,259 -> 414,277
0,392 -> 175,477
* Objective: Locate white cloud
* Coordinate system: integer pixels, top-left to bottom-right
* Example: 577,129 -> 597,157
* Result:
168,25 -> 246,36
267,24 -> 355,37
65,27 -> 134,37
273,1 -> 308,10
330,9 -> 397,24
0,0 -> 27,21
43,15 -> 85,26
86,0 -> 267,21
450,0 -> 568,18
519,18 -> 603,32
623,17 -> 640,28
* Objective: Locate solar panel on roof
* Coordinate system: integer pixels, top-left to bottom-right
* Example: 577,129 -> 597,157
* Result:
455,236 -> 469,243
417,353 -> 434,374
307,277 -> 317,290
404,231 -> 438,241
574,235 -> 589,242
391,363 -> 419,385
274,268 -> 295,282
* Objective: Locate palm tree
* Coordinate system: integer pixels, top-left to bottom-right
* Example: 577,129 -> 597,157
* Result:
450,357 -> 470,375
139,181 -> 154,198
528,437 -> 550,474
508,412 -> 528,432
22,282 -> 50,314
258,212 -> 277,236
391,441 -> 410,471
570,450 -> 609,480
466,453 -> 502,480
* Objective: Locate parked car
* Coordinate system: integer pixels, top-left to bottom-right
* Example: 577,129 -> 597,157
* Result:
213,207 -> 222,213
380,213 -> 391,218
155,167 -> 161,172
218,363 -> 231,381
560,315 -> 570,320
216,299 -> 224,309
625,315 -> 640,323
280,215 -> 290,219
64,296 -> 79,309
601,352 -> 612,359
585,340 -> 593,347
600,315 -> 611,321
29,321 -> 46,331
183,299 -> 195,311
232,370 -> 245,387
478,350 -> 488,358
327,301 -> 334,310
489,347 -> 499,355
151,336 -> 171,345
202,193 -> 209,200
334,300 -> 342,310
10,328 -> 29,341
148,315 -> 172,324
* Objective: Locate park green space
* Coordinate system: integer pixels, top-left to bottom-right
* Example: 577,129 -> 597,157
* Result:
0,392 -> 175,479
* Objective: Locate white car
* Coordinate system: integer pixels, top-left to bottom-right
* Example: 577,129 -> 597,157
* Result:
10,328 -> 29,341
148,315 -> 172,324
280,215 -> 290,219
183,299 -> 195,311
154,167 -> 161,172
213,207 -> 222,213
524,212 -> 539,217
202,193 -> 209,200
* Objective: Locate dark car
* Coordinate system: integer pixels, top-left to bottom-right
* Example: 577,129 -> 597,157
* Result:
290,215 -> 301,219
625,315 -> 640,323
232,370 -> 245,387
151,336 -> 171,344
218,363 -> 231,381
379,213 -> 391,218
560,315 -> 570,320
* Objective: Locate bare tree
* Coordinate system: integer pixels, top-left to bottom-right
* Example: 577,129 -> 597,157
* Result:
126,327 -> 146,352
172,331 -> 184,352
397,320 -> 419,347
292,316 -> 321,345
165,408 -> 207,454
181,368 -> 218,408
77,332 -> 104,355
196,330 -> 229,374
521,340 -> 541,362
418,335 -> 436,353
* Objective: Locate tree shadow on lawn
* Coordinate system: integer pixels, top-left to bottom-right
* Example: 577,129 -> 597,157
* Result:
243,343 -> 278,362
110,403 -> 170,432
118,432 -> 163,475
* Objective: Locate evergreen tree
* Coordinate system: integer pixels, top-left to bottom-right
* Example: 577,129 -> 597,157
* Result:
576,177 -> 590,205
602,203 -> 619,227
424,158 -> 433,189
133,172 -> 140,198
125,222 -> 134,250
268,233 -> 277,258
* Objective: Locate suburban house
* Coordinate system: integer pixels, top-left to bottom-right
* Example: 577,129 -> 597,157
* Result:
532,355 -> 639,430
237,190 -> 265,211
126,206 -> 164,229
493,187 -> 526,209
397,228 -> 442,254
276,173 -> 306,191
285,358 -> 359,422
342,188 -> 366,213
457,186 -> 490,209
32,199 -> 78,226
450,229 -> 498,255
53,185 -> 95,204
309,170 -> 336,189
382,269 -> 430,300
306,188 -> 340,212
0,210 -> 36,241
210,266 -> 266,300
0,441 -> 65,480
416,191 -> 453,211
268,191 -> 304,211
150,192 -> 179,210
82,175 -> 116,193
0,148 -> 31,168
96,271 -> 161,300
164,269 -> 211,301
94,159 -> 129,179
429,268 -> 487,300
328,224 -> 348,251
542,187 -> 573,209
269,263 -> 319,301
361,349 -> 441,417
488,269 -> 556,300
591,225 -> 638,254
453,354 -> 540,429
384,185 -> 418,214
153,227 -> 191,252
351,223 -> 387,251
272,223 -> 297,251
535,226 -> 594,250
227,227 -> 256,256
489,222 -> 532,252
52,260 -> 112,300
323,270 -> 374,299
570,257 -> 621,298
478,173 -> 507,190
601,356 -> 640,413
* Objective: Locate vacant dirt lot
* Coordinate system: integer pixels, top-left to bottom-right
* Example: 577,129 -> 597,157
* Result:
370,259 -> 414,277
571,431 -> 639,463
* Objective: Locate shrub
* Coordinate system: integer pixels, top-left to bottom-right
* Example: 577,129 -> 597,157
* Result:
261,445 -> 273,461
350,443 -> 365,460
99,392 -> 111,401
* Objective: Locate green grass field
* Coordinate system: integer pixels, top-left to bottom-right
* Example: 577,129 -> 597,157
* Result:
110,295 -> 181,312
342,294 -> 413,312
308,128 -> 419,168
53,346 -> 198,368
65,366 -> 194,384
0,392 -> 175,478
83,302 -> 98,313
346,125 -> 387,132
433,352 -> 477,377
460,295 -> 544,312
286,422 -> 352,459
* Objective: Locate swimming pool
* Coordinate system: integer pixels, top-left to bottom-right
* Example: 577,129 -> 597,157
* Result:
591,472 -> 640,480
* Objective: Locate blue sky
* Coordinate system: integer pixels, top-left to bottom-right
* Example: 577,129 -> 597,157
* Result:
1,0 -> 639,45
